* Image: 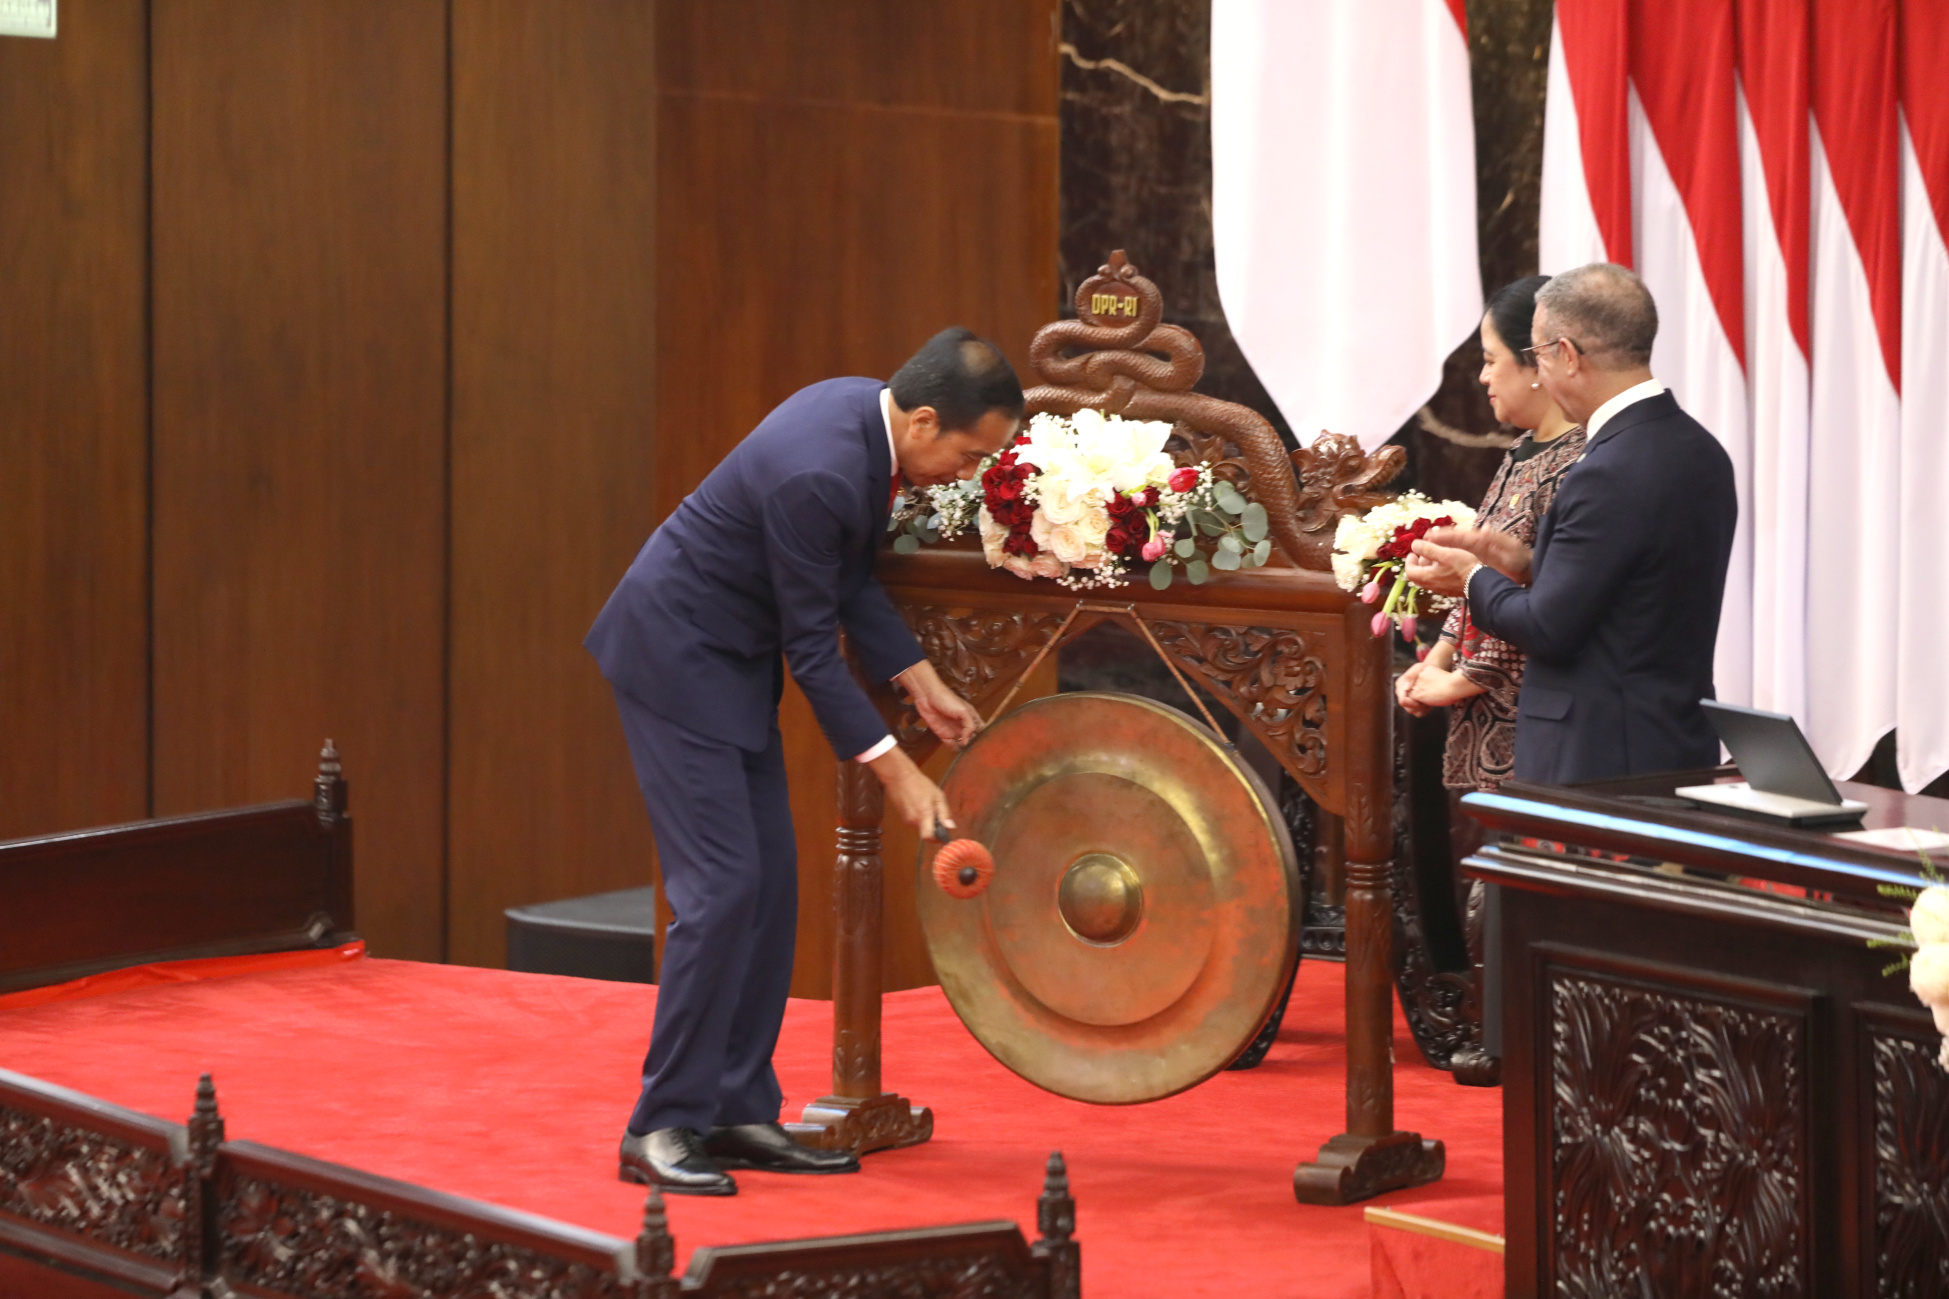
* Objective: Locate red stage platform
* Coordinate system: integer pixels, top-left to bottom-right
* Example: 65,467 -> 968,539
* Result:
0,951 -> 1501,1297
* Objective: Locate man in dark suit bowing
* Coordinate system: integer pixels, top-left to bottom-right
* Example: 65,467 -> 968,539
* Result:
585,327 -> 1023,1195
1406,263 -> 1736,783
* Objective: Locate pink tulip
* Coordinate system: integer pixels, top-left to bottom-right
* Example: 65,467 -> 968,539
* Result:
1141,535 -> 1169,562
1399,615 -> 1418,641
1416,644 -> 1431,662
1370,612 -> 1390,638
1168,467 -> 1199,492
1359,579 -> 1381,604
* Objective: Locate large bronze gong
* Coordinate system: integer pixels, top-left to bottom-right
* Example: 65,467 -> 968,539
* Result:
918,691 -> 1302,1103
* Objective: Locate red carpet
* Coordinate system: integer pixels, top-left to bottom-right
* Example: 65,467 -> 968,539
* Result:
0,955 -> 1500,1297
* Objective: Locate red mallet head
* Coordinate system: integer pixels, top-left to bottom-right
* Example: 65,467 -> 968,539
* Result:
933,837 -> 995,900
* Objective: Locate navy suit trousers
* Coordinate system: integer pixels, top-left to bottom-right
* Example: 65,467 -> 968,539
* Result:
612,687 -> 798,1136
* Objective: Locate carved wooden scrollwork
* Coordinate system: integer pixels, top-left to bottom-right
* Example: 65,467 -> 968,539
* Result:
1144,621 -> 1327,782
1290,433 -> 1405,564
897,608 -> 1067,745
1164,419 -> 1250,496
1549,972 -> 1807,1297
0,1104 -> 186,1264
218,1177 -> 634,1299
1872,1030 -> 1949,1296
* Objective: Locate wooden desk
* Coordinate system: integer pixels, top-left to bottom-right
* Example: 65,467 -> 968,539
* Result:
1464,772 -> 1949,1297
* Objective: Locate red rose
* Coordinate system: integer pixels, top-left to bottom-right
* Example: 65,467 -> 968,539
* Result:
1168,467 -> 1198,492
1003,532 -> 1038,557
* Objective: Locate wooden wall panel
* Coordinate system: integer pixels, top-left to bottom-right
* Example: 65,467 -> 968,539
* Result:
655,0 -> 1060,995
448,1 -> 659,968
0,2 -> 151,838
149,1 -> 449,959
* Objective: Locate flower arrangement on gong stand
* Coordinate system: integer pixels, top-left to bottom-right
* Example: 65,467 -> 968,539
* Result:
891,409 -> 1274,591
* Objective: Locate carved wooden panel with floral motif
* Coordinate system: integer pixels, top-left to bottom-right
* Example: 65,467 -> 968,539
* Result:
1872,1029 -> 1949,1297
1146,620 -> 1329,787
1546,969 -> 1809,1297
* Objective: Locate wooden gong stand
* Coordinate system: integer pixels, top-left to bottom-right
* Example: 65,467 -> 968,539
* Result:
787,252 -> 1446,1205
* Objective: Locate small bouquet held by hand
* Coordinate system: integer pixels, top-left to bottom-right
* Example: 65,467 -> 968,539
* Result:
1330,492 -> 1478,641
893,408 -> 1273,591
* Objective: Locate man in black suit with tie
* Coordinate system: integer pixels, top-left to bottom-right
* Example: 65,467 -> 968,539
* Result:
1407,263 -> 1736,783
585,328 -> 1022,1194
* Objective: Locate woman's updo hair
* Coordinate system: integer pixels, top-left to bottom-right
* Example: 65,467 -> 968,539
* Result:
1486,274 -> 1552,368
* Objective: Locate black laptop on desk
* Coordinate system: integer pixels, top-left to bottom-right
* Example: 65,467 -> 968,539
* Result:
1674,700 -> 1870,827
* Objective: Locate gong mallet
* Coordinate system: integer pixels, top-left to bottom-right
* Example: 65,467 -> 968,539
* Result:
929,819 -> 995,900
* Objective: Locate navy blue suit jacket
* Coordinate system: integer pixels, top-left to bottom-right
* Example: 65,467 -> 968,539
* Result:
1468,390 -> 1736,784
586,377 -> 926,759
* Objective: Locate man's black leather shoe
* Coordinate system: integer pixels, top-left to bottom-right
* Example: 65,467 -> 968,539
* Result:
704,1122 -> 861,1174
619,1127 -> 737,1196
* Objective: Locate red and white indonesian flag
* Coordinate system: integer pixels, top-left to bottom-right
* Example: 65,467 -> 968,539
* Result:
1541,0 -> 1949,791
1211,0 -> 1481,452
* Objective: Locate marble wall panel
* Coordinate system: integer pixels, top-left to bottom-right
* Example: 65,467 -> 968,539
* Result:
1059,0 -> 1553,507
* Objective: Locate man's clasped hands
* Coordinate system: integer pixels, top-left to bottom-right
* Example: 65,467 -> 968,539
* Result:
1392,523 -> 1534,719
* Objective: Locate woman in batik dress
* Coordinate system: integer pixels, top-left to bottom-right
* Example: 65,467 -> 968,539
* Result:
1395,275 -> 1586,793
1392,276 -> 1587,1085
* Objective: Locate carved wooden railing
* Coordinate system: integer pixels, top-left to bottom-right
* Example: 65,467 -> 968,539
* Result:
792,252 -> 1444,1206
0,1069 -> 1081,1299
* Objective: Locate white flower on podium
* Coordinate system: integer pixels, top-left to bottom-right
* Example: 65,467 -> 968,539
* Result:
1876,877 -> 1949,1069
1910,883 -> 1949,947
1911,944 -> 1949,1019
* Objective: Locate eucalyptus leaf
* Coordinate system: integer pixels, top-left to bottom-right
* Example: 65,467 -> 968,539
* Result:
917,527 -> 939,544
1215,484 -> 1247,515
892,534 -> 920,555
1195,512 -> 1223,536
1149,558 -> 1174,591
1212,547 -> 1241,571
1219,532 -> 1243,554
1186,559 -> 1210,585
1174,537 -> 1197,558
1241,502 -> 1268,542
1251,538 -> 1272,566
928,513 -> 943,530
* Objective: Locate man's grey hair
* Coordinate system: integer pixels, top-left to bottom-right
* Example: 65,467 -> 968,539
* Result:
1534,262 -> 1658,368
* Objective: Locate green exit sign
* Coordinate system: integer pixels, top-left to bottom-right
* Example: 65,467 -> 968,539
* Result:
0,0 -> 54,39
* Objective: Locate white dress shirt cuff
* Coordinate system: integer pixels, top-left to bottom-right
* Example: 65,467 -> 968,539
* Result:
855,734 -> 898,763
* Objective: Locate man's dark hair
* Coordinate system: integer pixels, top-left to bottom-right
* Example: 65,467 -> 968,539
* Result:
1486,275 -> 1552,368
889,327 -> 1025,432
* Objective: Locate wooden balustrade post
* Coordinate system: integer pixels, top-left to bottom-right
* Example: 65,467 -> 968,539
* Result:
789,647 -> 933,1155
1293,611 -> 1445,1204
